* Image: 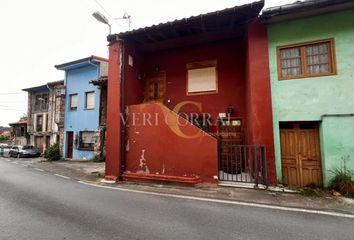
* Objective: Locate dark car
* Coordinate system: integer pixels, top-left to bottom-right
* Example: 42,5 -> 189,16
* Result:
9,145 -> 41,158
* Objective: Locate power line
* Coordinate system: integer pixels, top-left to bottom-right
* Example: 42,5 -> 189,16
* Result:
0,108 -> 26,112
92,0 -> 114,19
92,0 -> 122,28
0,92 -> 26,95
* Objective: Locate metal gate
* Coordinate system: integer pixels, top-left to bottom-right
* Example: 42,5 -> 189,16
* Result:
218,144 -> 268,186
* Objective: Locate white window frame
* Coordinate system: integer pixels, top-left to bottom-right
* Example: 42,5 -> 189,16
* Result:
85,91 -> 95,110
69,94 -> 78,111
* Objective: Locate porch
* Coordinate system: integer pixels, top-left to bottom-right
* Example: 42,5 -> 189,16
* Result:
105,1 -> 276,185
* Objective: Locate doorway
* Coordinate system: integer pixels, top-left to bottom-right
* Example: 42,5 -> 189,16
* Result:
45,136 -> 51,150
35,136 -> 44,153
66,131 -> 74,159
280,122 -> 322,187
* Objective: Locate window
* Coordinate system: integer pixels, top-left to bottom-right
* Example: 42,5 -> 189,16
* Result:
277,39 -> 336,80
45,114 -> 48,132
187,60 -> 217,95
70,94 -> 78,111
20,126 -> 25,137
34,93 -> 49,112
79,131 -> 95,150
36,115 -> 43,132
85,91 -> 95,109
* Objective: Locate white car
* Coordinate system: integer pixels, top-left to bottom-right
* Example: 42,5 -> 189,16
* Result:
0,144 -> 12,157
9,145 -> 41,158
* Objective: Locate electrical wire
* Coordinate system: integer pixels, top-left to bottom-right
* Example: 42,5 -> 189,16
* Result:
0,108 -> 26,112
92,0 -> 123,28
0,92 -> 26,95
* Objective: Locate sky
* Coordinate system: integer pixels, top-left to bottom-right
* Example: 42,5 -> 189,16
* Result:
0,0 -> 295,126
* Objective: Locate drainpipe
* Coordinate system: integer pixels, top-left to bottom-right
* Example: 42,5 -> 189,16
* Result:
120,38 -> 126,176
88,59 -> 101,158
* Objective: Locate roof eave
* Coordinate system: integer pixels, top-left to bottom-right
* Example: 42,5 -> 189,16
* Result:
107,0 -> 264,45
55,55 -> 108,70
261,0 -> 354,23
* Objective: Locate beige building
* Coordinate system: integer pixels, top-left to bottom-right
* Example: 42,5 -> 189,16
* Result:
23,80 -> 65,153
9,117 -> 28,145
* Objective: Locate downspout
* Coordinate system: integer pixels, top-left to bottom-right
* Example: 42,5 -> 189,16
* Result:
88,59 -> 101,159
118,37 -> 126,177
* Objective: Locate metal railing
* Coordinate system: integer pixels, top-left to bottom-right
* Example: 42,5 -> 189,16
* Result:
218,144 -> 268,186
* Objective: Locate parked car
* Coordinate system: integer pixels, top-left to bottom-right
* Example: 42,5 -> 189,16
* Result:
0,144 -> 12,157
9,145 -> 40,158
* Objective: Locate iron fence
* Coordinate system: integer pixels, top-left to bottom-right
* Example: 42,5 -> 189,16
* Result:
218,144 -> 268,186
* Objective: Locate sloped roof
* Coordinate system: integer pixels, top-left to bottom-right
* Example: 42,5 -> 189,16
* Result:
90,76 -> 108,87
55,55 -> 108,70
108,0 -> 264,52
9,121 -> 27,126
262,0 -> 354,22
22,80 -> 64,92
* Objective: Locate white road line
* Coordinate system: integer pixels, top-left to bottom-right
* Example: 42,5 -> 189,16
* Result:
78,181 -> 354,219
54,174 -> 71,180
13,162 -> 19,165
34,168 -> 44,172
20,164 -> 28,167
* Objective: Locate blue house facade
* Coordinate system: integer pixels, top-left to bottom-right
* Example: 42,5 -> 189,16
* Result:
55,56 -> 108,160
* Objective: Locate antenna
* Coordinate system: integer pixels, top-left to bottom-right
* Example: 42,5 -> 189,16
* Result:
114,11 -> 131,30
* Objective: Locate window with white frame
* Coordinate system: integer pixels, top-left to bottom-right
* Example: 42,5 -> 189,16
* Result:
187,60 -> 217,95
85,91 -> 95,109
70,94 -> 78,111
79,131 -> 95,150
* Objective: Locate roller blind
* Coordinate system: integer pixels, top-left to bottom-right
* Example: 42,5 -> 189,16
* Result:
70,94 -> 78,110
187,67 -> 217,93
85,92 -> 95,109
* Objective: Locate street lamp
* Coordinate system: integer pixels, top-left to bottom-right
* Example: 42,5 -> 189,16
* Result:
92,11 -> 111,34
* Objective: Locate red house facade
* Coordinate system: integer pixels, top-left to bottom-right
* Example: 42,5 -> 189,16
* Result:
105,1 -> 276,186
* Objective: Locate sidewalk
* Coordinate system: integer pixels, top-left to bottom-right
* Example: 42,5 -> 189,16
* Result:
10,157 -> 354,215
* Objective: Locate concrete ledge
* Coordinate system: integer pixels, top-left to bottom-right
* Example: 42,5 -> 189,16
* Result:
104,175 -> 118,183
122,172 -> 201,184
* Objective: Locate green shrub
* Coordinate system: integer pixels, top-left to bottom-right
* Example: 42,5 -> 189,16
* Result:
92,153 -> 105,162
329,156 -> 354,194
44,143 -> 61,161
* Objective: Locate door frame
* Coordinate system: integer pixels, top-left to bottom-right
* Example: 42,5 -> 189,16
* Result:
279,121 -> 323,187
144,71 -> 166,102
66,131 -> 74,159
35,136 -> 44,153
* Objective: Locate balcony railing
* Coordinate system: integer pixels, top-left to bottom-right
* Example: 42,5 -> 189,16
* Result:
34,103 -> 48,112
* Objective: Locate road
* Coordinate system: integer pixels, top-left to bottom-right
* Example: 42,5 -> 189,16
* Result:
0,158 -> 353,240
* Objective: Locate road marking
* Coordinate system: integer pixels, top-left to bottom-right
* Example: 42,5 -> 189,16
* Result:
13,162 -> 19,165
78,181 -> 354,219
20,164 -> 29,167
55,174 -> 71,180
34,168 -> 44,172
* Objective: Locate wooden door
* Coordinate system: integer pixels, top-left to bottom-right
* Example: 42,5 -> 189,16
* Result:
280,122 -> 322,187
35,136 -> 44,153
66,132 -> 73,159
144,72 -> 166,102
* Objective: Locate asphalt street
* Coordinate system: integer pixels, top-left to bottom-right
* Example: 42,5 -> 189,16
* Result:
0,158 -> 353,240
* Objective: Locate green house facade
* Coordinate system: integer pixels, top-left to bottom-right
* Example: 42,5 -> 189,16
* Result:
263,0 -> 354,187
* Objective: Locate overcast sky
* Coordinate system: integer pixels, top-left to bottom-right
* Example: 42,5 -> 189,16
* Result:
0,0 -> 294,126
